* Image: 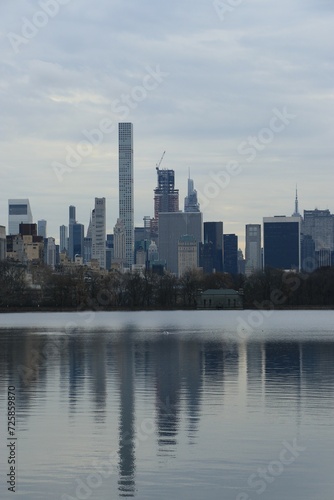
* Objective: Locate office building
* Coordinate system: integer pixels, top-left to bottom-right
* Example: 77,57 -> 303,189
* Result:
158,212 -> 203,275
245,224 -> 262,275
0,226 -> 6,260
84,237 -> 92,264
204,222 -> 223,272
91,197 -> 106,269
69,223 -> 84,261
119,122 -> 134,267
199,242 -> 215,274
8,199 -> 33,235
37,220 -> 47,239
178,235 -> 198,277
303,209 -> 334,252
263,216 -> 300,271
68,205 -> 77,260
114,218 -> 126,263
69,205 -> 76,225
46,237 -> 56,269
106,234 -> 114,270
60,225 -> 68,253
223,234 -> 238,275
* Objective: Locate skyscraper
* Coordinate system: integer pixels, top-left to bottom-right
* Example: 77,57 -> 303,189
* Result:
37,220 -> 47,238
245,224 -> 262,275
69,223 -> 84,261
223,234 -> 238,275
178,235 -> 198,277
203,222 -> 224,273
69,205 -> 76,225
302,209 -> 334,269
119,123 -> 134,267
59,225 -> 68,253
184,174 -> 200,213
263,216 -> 300,271
152,167 -> 179,237
114,218 -> 126,262
158,212 -> 203,275
8,199 -> 33,235
91,197 -> 106,269
0,226 -> 6,261
68,205 -> 76,260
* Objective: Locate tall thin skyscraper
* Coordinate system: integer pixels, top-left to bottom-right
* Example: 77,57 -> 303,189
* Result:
119,123 -> 134,267
91,197 -> 106,269
203,222 -> 223,272
184,173 -> 200,212
245,224 -> 262,274
223,234 -> 238,275
59,225 -> 68,253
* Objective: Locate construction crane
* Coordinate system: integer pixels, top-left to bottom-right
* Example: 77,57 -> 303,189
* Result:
156,151 -> 166,171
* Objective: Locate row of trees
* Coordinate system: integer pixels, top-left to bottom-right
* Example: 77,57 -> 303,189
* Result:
1,260 -> 334,310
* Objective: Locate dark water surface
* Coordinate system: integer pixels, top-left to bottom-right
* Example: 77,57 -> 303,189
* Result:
0,311 -> 334,499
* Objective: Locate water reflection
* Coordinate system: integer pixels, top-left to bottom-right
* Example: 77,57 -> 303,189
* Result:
0,324 -> 334,499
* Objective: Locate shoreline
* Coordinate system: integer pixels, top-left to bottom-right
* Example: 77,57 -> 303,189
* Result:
1,305 -> 334,314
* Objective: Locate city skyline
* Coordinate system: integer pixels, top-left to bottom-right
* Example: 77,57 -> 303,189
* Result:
0,1 -> 332,249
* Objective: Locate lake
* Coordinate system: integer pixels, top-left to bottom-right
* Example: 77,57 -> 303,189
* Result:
0,310 -> 334,499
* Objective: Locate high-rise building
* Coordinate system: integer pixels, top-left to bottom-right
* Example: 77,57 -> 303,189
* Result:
245,224 -> 262,275
84,237 -> 92,265
37,220 -> 47,239
178,235 -> 198,277
152,167 -> 179,236
60,225 -> 68,253
119,122 -> 134,267
69,223 -> 84,261
46,237 -> 56,269
8,199 -> 33,235
302,209 -> 334,252
0,226 -> 6,260
114,218 -> 126,263
184,175 -> 200,213
302,209 -> 334,269
223,234 -> 238,275
158,212 -> 203,275
263,216 -> 300,271
68,205 -> 77,260
91,197 -> 106,269
203,222 -> 223,273
69,205 -> 76,225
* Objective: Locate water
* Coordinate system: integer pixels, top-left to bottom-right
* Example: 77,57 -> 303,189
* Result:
0,311 -> 334,499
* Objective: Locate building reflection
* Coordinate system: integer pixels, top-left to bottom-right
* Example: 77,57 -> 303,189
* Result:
89,335 -> 107,423
115,335 -> 136,497
180,339 -> 203,444
1,324 -> 334,497
155,335 -> 181,457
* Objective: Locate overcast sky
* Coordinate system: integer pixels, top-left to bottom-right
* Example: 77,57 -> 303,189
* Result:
0,0 -> 333,249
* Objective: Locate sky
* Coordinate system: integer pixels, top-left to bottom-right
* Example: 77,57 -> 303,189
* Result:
0,0 -> 333,250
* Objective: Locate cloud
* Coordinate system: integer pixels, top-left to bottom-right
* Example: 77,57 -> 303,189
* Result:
0,0 -> 333,248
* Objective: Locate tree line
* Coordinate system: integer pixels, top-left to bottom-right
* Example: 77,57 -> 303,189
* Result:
1,260 -> 334,310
